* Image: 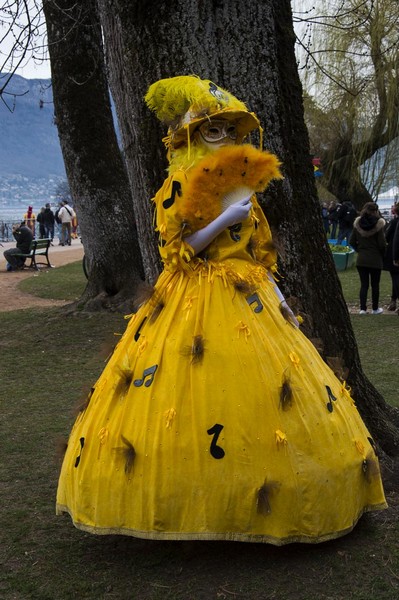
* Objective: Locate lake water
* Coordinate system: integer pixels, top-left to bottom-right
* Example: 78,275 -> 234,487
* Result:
0,203 -> 61,223
0,203 -> 60,241
1,197 -> 396,241
2,197 -> 396,220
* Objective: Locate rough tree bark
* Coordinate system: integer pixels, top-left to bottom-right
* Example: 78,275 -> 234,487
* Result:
96,0 -> 399,459
271,1 -> 399,461
95,1 -> 161,284
42,0 -> 144,311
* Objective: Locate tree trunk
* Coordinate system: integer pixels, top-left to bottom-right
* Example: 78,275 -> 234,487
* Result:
323,153 -> 374,209
96,0 -> 399,457
96,1 -> 163,284
271,0 -> 399,457
42,0 -> 144,311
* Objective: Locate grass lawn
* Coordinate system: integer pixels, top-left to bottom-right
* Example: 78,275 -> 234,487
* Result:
0,262 -> 398,599
18,261 -> 87,301
19,261 -> 399,408
338,264 -> 393,308
338,267 -> 398,408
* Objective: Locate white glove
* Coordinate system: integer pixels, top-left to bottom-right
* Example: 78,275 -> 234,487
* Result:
220,197 -> 252,226
185,198 -> 252,255
267,272 -> 299,328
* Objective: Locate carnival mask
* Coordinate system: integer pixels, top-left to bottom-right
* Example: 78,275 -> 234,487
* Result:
198,119 -> 238,145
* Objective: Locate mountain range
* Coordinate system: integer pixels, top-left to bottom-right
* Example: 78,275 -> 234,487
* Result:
0,74 -> 396,207
0,74 -> 65,204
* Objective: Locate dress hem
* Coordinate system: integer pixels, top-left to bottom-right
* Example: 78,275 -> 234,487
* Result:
56,501 -> 388,546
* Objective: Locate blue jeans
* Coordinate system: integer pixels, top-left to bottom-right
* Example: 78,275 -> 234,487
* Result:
44,224 -> 54,240
4,248 -> 25,269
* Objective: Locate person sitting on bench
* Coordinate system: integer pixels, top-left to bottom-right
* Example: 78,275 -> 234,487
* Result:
4,222 -> 34,271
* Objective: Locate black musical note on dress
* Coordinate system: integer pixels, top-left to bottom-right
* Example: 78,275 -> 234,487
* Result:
207,423 -> 225,459
134,317 -> 147,342
133,364 -> 158,388
246,292 -> 264,313
228,223 -> 242,242
325,385 -> 337,413
74,437 -> 85,468
163,180 -> 182,209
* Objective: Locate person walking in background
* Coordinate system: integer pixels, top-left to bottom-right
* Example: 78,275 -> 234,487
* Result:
58,200 -> 76,246
37,207 -> 46,238
383,204 -> 399,312
54,202 -> 63,244
43,203 -> 55,242
349,202 -> 387,315
321,202 -> 330,234
71,212 -> 79,239
23,205 -> 36,237
337,200 -> 357,245
328,200 -> 340,239
3,222 -> 34,271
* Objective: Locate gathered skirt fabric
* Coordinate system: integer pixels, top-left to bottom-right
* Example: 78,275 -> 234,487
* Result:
56,258 -> 387,544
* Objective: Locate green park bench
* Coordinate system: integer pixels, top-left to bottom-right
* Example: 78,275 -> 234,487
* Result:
15,238 -> 53,270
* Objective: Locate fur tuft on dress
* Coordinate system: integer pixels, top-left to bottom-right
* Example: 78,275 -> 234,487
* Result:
178,145 -> 282,231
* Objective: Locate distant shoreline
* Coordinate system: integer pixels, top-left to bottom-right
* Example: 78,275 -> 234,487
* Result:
1,197 -> 397,224
0,204 -> 59,223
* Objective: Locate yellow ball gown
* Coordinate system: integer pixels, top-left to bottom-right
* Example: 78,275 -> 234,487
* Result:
56,146 -> 387,544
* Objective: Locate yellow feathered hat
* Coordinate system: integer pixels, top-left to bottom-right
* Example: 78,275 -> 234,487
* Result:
144,75 -> 260,148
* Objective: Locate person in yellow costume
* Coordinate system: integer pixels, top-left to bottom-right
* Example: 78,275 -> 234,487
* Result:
23,205 -> 36,236
56,75 -> 387,544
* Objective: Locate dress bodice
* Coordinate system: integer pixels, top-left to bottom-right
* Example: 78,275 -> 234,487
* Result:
153,170 -> 277,280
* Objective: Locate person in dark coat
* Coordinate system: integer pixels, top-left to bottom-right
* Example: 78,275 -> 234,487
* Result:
328,201 -> 340,239
337,200 -> 357,245
383,204 -> 399,311
393,208 -> 399,315
37,207 -> 46,238
3,223 -> 34,271
349,202 -> 386,315
394,213 -> 399,262
321,202 -> 330,234
43,203 -> 55,241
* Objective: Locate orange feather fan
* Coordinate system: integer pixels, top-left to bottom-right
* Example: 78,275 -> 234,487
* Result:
178,144 -> 282,231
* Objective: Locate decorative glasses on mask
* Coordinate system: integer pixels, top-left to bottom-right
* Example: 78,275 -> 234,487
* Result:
198,119 -> 238,143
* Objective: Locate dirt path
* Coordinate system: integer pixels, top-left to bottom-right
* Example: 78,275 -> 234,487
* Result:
0,241 -> 84,311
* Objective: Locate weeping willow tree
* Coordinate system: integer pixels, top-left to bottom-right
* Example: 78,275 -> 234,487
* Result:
293,0 -> 399,208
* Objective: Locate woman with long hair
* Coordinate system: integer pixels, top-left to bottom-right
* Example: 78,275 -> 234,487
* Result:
349,202 -> 387,315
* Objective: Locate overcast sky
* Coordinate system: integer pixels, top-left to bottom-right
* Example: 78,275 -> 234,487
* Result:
11,3 -> 306,81
16,59 -> 51,80
0,1 -> 51,80
1,31 -> 51,80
